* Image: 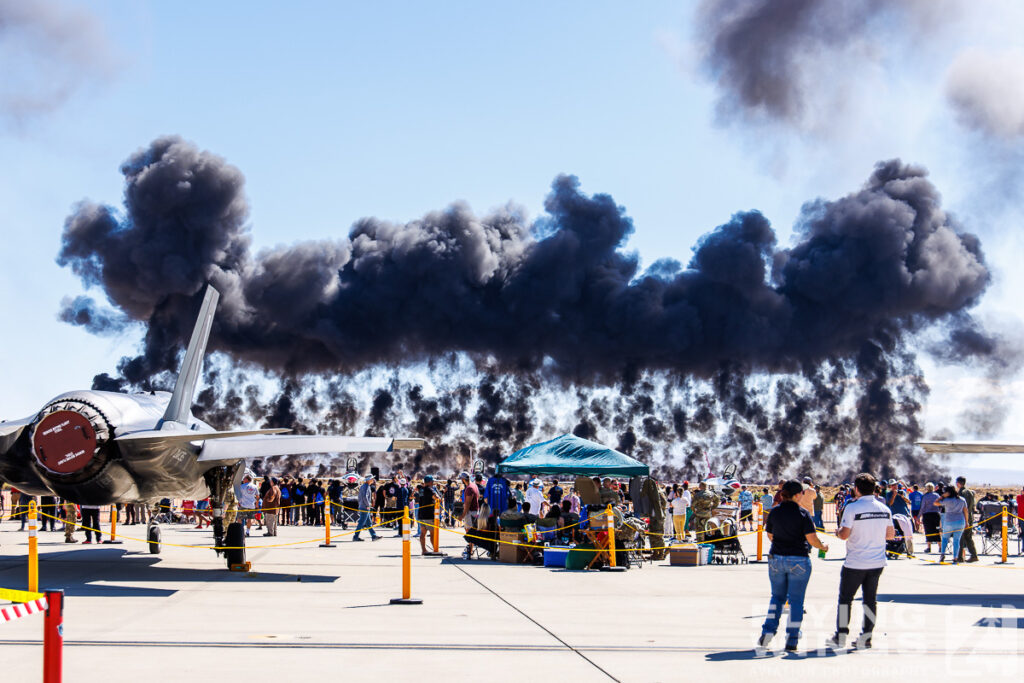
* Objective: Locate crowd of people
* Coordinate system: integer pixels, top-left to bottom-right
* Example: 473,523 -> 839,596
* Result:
3,473 -> 1020,561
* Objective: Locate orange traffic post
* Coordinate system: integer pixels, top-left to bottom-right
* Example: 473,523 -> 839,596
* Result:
28,500 -> 38,593
755,502 -> 764,562
390,506 -> 422,604
600,503 -> 626,572
320,499 -> 335,548
103,505 -> 123,544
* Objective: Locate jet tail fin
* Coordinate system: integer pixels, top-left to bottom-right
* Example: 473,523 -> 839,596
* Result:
160,285 -> 219,428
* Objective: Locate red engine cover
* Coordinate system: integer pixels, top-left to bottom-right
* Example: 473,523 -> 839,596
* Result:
32,410 -> 97,474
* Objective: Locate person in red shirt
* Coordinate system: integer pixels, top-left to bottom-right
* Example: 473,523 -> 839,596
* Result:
772,480 -> 785,508
1016,487 -> 1024,539
461,472 -> 480,558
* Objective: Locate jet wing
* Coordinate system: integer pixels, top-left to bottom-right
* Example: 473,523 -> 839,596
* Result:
0,416 -> 34,438
114,428 -> 291,445
0,416 -> 34,453
917,441 -> 1024,454
195,435 -> 425,462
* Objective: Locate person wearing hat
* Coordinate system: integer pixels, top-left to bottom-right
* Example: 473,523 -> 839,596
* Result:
417,475 -> 440,554
352,474 -> 380,542
525,478 -> 545,516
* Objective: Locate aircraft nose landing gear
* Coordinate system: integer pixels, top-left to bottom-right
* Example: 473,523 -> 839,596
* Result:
204,463 -> 247,569
147,502 -> 162,554
224,521 -> 247,570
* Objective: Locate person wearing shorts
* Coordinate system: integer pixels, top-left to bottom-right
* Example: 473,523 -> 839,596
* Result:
418,476 -> 439,554
461,472 -> 480,557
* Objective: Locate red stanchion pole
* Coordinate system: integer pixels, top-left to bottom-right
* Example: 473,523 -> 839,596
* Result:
43,589 -> 63,683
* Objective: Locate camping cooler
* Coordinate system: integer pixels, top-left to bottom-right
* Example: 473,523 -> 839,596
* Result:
543,546 -> 571,568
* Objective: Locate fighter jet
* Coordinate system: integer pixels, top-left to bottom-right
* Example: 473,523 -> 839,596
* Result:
0,286 -> 423,563
701,456 -> 742,497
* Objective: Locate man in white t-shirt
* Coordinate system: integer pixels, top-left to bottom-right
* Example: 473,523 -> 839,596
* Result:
234,473 -> 259,537
670,483 -> 692,540
826,473 -> 895,650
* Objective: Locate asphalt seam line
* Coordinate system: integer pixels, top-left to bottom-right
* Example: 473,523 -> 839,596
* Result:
446,560 -> 620,682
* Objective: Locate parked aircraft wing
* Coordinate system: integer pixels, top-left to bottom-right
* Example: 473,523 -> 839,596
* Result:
115,428 -> 291,445
0,416 -> 34,453
0,416 -> 34,438
917,441 -> 1024,454
195,435 -> 425,462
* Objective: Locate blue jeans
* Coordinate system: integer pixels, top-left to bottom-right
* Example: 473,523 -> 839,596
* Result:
353,511 -> 377,539
813,512 -> 823,530
762,555 -> 812,646
940,520 -> 965,559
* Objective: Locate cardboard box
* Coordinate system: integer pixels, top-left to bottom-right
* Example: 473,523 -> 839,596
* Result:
669,544 -> 701,566
499,531 -> 527,563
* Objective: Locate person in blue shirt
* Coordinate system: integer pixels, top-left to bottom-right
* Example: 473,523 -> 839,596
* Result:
738,486 -> 754,531
886,482 -> 910,517
909,484 -> 923,532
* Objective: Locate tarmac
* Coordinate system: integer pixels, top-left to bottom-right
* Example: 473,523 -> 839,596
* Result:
0,519 -> 1021,682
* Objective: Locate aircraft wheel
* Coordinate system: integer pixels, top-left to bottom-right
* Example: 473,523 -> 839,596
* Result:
224,522 -> 246,568
148,525 -> 161,554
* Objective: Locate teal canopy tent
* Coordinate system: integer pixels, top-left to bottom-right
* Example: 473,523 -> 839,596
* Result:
497,434 -> 649,477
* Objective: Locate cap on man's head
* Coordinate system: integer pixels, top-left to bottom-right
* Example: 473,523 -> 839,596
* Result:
424,475 -> 434,483
802,476 -> 812,484
459,472 -> 470,480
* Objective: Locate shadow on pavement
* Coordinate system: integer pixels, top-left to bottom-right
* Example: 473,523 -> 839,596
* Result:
705,649 -> 772,661
0,548 -> 338,599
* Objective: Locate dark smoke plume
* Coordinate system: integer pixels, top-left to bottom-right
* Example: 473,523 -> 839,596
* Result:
696,0 -> 946,127
56,137 -> 993,479
57,295 -> 128,336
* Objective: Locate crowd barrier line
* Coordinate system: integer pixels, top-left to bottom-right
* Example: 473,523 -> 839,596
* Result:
818,511 -> 1022,569
33,508 -> 391,551
416,516 -> 758,552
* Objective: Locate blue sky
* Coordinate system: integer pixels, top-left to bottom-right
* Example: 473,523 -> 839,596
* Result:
2,1 -> 1024,478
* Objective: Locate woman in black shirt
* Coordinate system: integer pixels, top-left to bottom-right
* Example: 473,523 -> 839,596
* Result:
758,480 -> 829,653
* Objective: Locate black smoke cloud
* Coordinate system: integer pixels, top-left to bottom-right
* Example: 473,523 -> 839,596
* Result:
57,136 -> 993,479
695,0 -> 945,127
57,295 -> 128,336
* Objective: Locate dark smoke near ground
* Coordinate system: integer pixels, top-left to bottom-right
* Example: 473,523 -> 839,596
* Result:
57,136 -> 997,480
695,0 -> 946,127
